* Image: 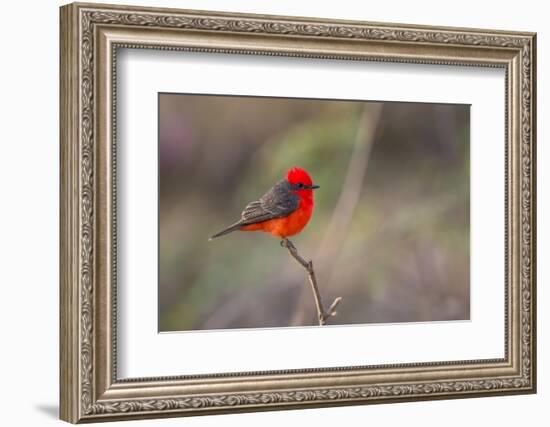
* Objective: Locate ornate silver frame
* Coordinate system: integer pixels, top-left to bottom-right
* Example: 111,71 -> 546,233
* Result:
60,2 -> 536,423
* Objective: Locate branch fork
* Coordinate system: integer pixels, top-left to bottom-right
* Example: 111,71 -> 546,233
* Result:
281,238 -> 342,326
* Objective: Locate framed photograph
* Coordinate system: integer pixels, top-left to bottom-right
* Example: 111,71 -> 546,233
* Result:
60,2 -> 537,423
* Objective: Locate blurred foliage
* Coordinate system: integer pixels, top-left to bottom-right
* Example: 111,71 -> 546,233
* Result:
158,94 -> 470,331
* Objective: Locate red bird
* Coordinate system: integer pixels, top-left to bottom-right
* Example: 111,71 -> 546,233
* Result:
210,167 -> 319,240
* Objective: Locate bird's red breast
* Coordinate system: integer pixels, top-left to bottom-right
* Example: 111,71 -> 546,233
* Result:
240,198 -> 313,238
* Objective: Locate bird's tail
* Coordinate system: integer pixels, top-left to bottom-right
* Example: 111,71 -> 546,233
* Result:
209,222 -> 242,240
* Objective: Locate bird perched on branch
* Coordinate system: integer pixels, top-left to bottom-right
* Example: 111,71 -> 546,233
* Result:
210,167 -> 319,240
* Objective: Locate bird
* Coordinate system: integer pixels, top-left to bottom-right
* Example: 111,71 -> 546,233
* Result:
209,167 -> 319,240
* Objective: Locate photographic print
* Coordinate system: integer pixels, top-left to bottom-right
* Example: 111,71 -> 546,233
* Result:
159,94 -> 470,331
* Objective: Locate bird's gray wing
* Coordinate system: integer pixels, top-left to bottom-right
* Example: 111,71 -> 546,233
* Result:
239,179 -> 299,226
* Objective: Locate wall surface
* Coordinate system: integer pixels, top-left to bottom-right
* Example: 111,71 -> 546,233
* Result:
0,0 -> 546,425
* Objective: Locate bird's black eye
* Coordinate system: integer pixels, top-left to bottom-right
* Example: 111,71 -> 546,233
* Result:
297,183 -> 304,189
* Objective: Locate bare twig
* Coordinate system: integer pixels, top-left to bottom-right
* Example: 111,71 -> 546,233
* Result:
281,238 -> 342,326
290,104 -> 383,326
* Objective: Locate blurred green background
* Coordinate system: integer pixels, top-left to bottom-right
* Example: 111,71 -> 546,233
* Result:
159,93 -> 470,331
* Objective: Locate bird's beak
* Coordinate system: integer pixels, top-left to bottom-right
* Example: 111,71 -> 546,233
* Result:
310,184 -> 320,190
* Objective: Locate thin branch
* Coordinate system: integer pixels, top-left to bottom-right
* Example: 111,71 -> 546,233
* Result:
281,238 -> 342,326
291,104 -> 383,326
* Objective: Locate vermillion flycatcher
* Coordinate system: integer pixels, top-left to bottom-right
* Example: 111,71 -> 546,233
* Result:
210,167 -> 319,240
